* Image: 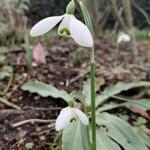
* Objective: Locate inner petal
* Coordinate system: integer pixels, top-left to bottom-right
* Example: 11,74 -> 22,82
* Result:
70,116 -> 77,123
59,28 -> 71,36
58,14 -> 72,37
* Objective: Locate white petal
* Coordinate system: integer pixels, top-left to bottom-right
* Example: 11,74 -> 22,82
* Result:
30,15 -> 64,37
69,16 -> 93,47
117,33 -> 131,43
55,107 -> 73,131
74,108 -> 89,125
58,14 -> 71,36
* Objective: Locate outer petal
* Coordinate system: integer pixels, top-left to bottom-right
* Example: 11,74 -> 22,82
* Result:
30,15 -> 64,37
58,14 -> 71,36
55,107 -> 73,131
69,16 -> 93,47
117,33 -> 131,43
74,108 -> 89,125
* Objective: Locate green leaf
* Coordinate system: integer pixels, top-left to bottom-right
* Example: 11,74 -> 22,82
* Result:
96,128 -> 121,150
96,112 -> 149,150
0,66 -> 12,79
124,99 -> 150,110
0,54 -> 6,63
97,102 -> 122,112
135,128 -> 150,148
96,81 -> 150,107
62,121 -> 90,150
24,33 -> 33,73
71,91 -> 85,104
25,142 -> 34,149
82,79 -> 91,106
21,81 -> 71,102
0,72 -> 11,79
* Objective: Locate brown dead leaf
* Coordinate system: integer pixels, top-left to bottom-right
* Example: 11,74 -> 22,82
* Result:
129,105 -> 150,119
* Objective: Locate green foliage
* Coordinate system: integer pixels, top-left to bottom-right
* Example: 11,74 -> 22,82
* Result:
85,79 -> 150,149
95,81 -> 150,107
82,79 -> 91,106
136,128 -> 150,148
23,33 -> 33,73
21,81 -> 71,102
62,110 -> 150,150
124,99 -> 150,111
96,112 -> 149,150
25,142 -> 34,150
0,66 -> 12,80
21,79 -> 150,149
134,28 -> 150,40
96,129 -> 121,150
62,121 -> 90,150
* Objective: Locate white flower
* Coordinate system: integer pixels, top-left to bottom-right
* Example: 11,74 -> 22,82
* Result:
117,33 -> 131,44
30,14 -> 93,47
55,107 -> 89,131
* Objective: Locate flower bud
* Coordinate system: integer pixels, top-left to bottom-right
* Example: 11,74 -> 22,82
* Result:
66,0 -> 75,15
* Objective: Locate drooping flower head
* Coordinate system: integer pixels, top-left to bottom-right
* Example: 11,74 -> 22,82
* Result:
55,106 -> 89,131
30,0 -> 93,48
33,43 -> 46,64
117,32 -> 131,44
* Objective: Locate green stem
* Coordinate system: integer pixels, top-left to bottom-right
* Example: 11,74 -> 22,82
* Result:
76,1 -> 96,149
90,47 -> 96,150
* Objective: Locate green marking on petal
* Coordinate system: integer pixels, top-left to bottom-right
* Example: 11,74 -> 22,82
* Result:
70,117 -> 77,123
59,28 -> 71,37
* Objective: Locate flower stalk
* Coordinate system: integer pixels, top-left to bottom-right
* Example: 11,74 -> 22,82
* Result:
90,48 -> 96,150
77,1 -> 96,149
30,0 -> 96,149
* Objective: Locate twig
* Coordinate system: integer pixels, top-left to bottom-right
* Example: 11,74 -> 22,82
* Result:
69,70 -> 89,85
8,75 -> 28,97
23,106 -> 62,111
109,0 -> 127,31
0,109 -> 23,121
132,0 -> 150,25
0,97 -> 21,110
0,109 -> 23,115
12,119 -> 55,128
31,123 -> 55,136
0,48 -> 24,54
113,7 -> 123,32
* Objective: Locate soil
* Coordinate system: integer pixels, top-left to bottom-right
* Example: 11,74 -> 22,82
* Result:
0,37 -> 150,150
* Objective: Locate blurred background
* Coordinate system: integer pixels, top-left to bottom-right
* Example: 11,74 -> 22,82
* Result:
0,0 -> 150,45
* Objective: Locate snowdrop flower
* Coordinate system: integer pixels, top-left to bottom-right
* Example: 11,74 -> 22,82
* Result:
117,33 -> 131,44
55,107 -> 89,131
30,1 -> 93,47
33,43 -> 46,64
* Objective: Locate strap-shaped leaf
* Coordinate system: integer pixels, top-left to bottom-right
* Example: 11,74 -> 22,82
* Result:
96,81 -> 150,107
62,121 -> 90,150
96,112 -> 149,150
82,79 -> 91,106
96,129 -> 121,150
21,81 -> 71,102
123,99 -> 150,110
